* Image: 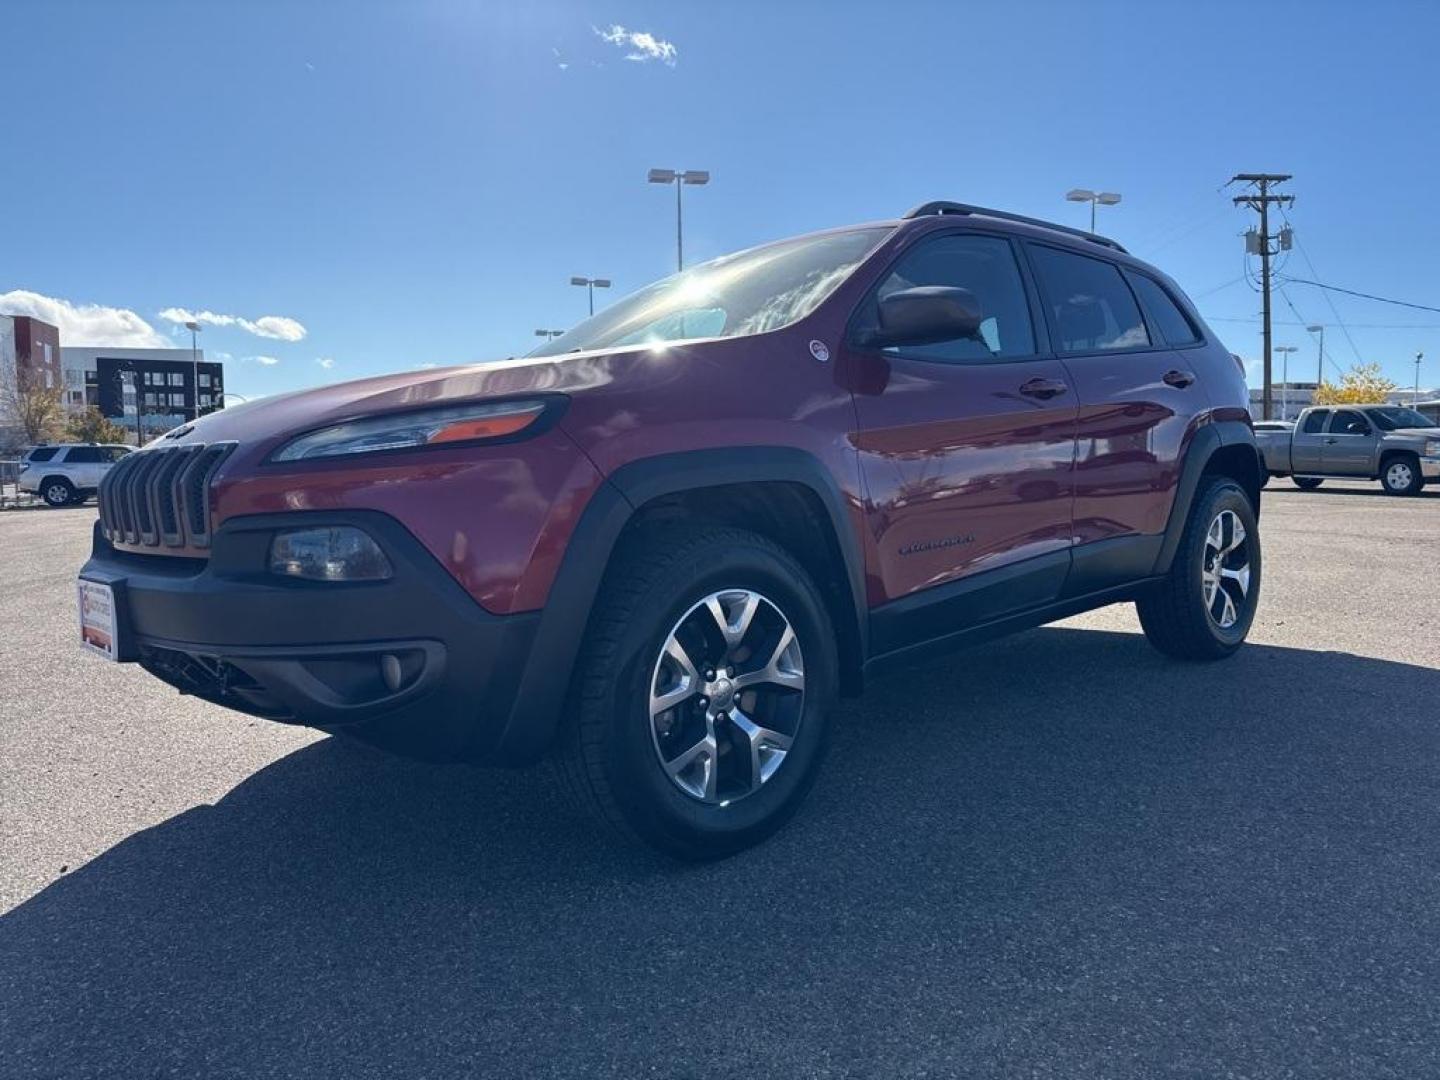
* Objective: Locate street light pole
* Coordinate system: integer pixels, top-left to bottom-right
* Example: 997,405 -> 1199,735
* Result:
1065,188 -> 1122,233
1275,346 -> 1297,420
1417,352 -> 1425,406
570,276 -> 612,317
1306,324 -> 1325,395
648,169 -> 711,272
184,319 -> 201,420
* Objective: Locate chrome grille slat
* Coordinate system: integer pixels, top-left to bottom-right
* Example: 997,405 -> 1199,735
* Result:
97,441 -> 235,552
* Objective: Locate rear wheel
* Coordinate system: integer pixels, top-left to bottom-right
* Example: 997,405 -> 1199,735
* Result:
1380,454 -> 1423,496
1138,476 -> 1260,661
41,479 -> 76,507
555,524 -> 837,859
1293,476 -> 1324,490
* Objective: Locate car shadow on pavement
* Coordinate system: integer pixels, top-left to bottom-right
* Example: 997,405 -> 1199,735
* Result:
5,627 -> 1440,1078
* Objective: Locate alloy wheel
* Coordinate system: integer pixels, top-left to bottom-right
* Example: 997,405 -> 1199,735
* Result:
1201,509 -> 1251,630
649,589 -> 805,804
1386,461 -> 1414,491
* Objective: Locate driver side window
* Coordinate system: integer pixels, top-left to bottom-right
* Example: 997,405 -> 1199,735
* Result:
860,234 -> 1036,364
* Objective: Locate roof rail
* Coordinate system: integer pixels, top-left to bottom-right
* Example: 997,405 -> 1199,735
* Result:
902,200 -> 1128,254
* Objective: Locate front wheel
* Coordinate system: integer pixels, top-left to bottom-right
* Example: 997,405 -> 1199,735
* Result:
1137,476 -> 1261,661
1380,455 -> 1424,496
555,524 -> 837,859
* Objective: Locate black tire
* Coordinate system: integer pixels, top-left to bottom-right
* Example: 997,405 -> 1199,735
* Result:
554,524 -> 837,860
1293,476 -> 1324,490
40,478 -> 76,507
1379,453 -> 1424,496
1137,476 -> 1261,661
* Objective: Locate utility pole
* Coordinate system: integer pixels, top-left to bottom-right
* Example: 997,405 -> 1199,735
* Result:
1230,173 -> 1294,420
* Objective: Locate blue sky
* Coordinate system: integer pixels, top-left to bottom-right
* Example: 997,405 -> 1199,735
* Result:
4,0 -> 1438,399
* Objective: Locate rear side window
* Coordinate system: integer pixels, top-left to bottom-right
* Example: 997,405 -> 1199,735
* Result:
64,446 -> 106,463
1302,410 -> 1330,434
1028,245 -> 1151,353
859,233 -> 1037,363
103,446 -> 132,462
26,447 -> 58,463
1328,409 -> 1370,435
1125,271 -> 1200,346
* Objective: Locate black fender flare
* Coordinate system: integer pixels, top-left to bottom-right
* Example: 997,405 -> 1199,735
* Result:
1153,419 -> 1260,575
494,447 -> 869,763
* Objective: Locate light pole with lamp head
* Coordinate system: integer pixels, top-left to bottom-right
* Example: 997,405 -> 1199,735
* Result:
1065,188 -> 1122,232
1417,352 -> 1425,406
1306,325 -> 1326,396
648,169 -> 710,272
1274,346 -> 1297,420
184,320 -> 202,419
570,276 -> 611,317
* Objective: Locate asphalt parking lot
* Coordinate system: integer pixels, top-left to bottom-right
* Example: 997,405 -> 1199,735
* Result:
2,482 -> 1438,1079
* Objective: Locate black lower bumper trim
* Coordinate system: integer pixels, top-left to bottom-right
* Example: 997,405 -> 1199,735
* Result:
81,510 -> 540,763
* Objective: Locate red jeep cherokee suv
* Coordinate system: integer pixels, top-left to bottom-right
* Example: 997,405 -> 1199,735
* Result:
79,201 -> 1262,858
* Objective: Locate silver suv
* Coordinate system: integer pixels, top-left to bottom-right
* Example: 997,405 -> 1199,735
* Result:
1255,405 -> 1440,495
18,444 -> 133,507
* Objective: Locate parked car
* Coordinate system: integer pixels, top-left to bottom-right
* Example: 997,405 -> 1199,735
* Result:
1254,404 -> 1440,495
19,443 -> 133,506
77,200 -> 1263,857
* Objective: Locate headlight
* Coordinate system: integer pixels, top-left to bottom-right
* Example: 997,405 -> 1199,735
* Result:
269,527 -> 392,581
271,399 -> 552,462
1425,439 -> 1440,457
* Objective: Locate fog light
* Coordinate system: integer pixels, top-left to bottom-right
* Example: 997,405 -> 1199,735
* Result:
269,527 -> 392,582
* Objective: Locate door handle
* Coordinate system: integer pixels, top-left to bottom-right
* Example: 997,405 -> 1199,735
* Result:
1162,369 -> 1196,388
1018,377 -> 1067,400
1324,437 -> 1338,444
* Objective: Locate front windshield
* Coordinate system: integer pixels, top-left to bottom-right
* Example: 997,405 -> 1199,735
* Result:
1366,406 -> 1437,430
529,227 -> 892,357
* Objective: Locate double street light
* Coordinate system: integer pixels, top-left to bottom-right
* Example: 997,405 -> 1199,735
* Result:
648,168 -> 710,272
1065,188 -> 1122,233
570,276 -> 611,316
534,328 -> 565,341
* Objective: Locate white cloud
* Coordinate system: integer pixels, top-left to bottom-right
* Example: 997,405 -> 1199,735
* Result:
251,355 -> 280,366
0,289 -> 172,347
315,356 -> 335,369
159,307 -> 308,342
594,24 -> 677,66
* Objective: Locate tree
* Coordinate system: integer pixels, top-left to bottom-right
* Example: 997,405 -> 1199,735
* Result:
0,360 -> 64,450
66,407 -> 134,445
1312,362 -> 1399,405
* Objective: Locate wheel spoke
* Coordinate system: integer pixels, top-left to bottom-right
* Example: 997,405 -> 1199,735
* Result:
1223,515 -> 1246,554
1219,563 -> 1251,597
728,707 -> 792,788
650,637 -> 700,716
705,591 -> 760,649
664,732 -> 717,800
733,623 -> 805,693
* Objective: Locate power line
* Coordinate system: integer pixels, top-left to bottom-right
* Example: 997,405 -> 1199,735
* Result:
1276,287 -> 1346,379
1191,275 -> 1248,300
1277,205 -> 1364,365
1276,276 -> 1440,315
1205,315 -> 1440,330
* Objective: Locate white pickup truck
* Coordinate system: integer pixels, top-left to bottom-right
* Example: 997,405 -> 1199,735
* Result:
1254,405 -> 1440,495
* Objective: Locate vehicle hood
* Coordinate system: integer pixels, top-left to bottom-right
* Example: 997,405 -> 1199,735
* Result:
1388,427 -> 1440,440
165,350 -> 634,449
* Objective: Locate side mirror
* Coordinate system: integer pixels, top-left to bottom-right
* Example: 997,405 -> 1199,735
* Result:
862,286 -> 983,349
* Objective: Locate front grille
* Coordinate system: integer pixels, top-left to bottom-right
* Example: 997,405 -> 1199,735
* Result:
99,442 -> 235,550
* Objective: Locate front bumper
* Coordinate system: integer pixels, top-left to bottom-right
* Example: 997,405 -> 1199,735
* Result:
79,510 -> 539,762
1421,456 -> 1440,480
